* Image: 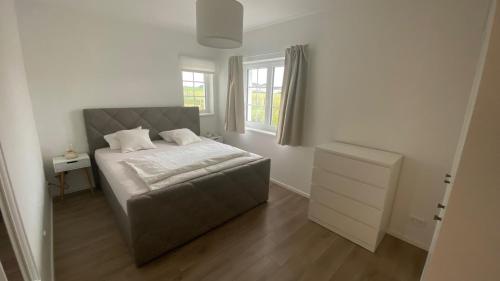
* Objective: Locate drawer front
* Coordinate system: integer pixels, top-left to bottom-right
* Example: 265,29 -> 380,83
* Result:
54,158 -> 90,173
311,185 -> 382,228
314,149 -> 391,188
312,168 -> 385,209
309,201 -> 378,246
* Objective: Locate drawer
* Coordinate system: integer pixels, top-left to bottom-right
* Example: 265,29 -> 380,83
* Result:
312,168 -> 385,209
309,201 -> 378,246
314,149 -> 391,188
54,158 -> 91,173
310,185 -> 382,228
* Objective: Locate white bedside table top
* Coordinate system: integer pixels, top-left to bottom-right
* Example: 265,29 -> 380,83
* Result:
52,153 -> 90,165
207,135 -> 223,143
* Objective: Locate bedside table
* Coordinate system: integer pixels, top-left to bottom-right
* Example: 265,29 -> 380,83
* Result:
52,153 -> 94,199
207,135 -> 223,143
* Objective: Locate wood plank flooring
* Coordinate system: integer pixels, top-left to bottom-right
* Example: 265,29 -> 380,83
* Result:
54,184 -> 427,281
0,211 -> 23,281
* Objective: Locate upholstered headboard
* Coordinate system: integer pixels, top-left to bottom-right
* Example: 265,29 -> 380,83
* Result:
83,107 -> 200,156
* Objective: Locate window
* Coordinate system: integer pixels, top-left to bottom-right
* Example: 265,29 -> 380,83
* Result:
244,59 -> 285,132
182,71 -> 213,114
179,56 -> 215,114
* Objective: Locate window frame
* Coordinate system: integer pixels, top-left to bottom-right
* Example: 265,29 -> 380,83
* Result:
181,69 -> 214,115
243,58 -> 285,133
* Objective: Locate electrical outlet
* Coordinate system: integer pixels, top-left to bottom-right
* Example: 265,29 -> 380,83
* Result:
410,216 -> 427,228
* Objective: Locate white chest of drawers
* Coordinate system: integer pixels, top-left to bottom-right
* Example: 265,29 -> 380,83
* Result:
308,142 -> 403,252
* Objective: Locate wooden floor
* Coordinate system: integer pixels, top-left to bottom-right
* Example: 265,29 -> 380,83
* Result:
0,211 -> 23,281
54,184 -> 427,281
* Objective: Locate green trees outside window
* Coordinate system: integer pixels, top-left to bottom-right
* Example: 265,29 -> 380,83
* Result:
245,63 -> 284,132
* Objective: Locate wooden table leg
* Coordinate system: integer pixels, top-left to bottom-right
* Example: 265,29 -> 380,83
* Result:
59,172 -> 65,200
84,168 -> 94,194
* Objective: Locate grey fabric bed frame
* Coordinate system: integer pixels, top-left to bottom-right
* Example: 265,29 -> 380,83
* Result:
83,107 -> 270,266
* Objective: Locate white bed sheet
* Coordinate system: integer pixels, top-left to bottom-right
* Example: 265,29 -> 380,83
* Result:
95,138 -> 261,214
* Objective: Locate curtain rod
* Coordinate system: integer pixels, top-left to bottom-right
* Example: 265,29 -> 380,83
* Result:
243,51 -> 284,59
241,44 -> 308,61
242,52 -> 285,65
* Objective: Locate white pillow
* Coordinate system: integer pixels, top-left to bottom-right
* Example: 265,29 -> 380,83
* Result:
158,131 -> 174,143
160,128 -> 201,146
104,126 -> 142,150
116,129 -> 156,153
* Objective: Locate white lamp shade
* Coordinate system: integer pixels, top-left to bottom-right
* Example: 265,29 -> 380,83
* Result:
196,0 -> 243,49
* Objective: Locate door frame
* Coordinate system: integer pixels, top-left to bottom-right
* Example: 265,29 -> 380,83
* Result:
0,143 -> 41,281
0,262 -> 8,281
419,0 -> 497,279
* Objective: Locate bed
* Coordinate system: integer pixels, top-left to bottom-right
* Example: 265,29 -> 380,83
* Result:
83,107 -> 270,266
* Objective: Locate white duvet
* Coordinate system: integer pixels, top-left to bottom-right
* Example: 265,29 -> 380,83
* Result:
122,139 -> 260,191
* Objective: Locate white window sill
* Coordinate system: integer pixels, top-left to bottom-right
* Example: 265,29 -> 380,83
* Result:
246,127 -> 277,136
199,112 -> 215,117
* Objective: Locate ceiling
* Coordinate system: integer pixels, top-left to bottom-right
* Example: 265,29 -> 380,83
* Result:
29,0 -> 334,32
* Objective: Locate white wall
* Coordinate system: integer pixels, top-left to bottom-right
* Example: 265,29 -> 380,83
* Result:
423,1 -> 500,279
217,0 -> 491,249
15,0 -> 222,192
0,0 -> 52,279
11,0 -> 492,252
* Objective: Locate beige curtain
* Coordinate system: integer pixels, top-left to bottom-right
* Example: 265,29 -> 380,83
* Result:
224,56 -> 245,133
277,45 -> 308,146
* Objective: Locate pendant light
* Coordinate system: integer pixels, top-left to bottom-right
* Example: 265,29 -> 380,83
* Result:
196,0 -> 243,49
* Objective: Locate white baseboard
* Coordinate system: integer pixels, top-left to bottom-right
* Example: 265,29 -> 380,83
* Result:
270,178 -> 310,198
270,178 -> 429,252
386,229 -> 429,251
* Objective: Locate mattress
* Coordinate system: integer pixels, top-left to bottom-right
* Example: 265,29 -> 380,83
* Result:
95,138 -> 261,213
